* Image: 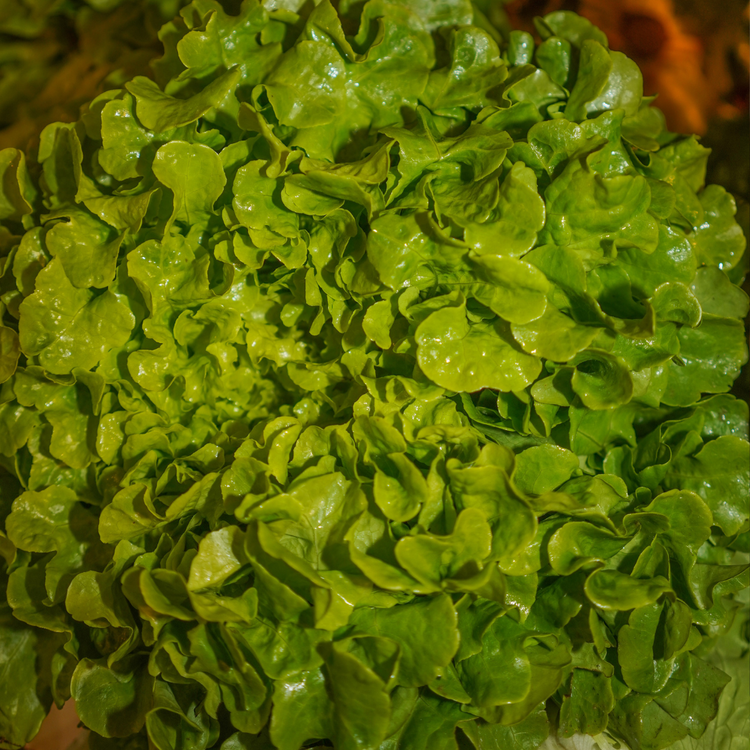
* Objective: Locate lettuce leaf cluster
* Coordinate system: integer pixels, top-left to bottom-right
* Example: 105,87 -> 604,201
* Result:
0,1 -> 748,749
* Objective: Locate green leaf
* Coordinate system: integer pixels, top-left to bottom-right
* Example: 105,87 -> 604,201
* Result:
619,224 -> 697,299
256,469 -> 361,571
233,160 -> 299,247
0,325 -> 20,384
72,658 -> 153,738
268,669 -> 329,750
690,185 -> 746,270
618,602 -> 675,693
513,445 -> 579,495
535,36 -> 572,88
464,162 -> 546,257
44,207 -> 123,289
585,569 -> 672,610
564,40 -> 612,122
645,490 -> 712,551
187,526 -> 248,592
233,617 -> 327,681
98,94 -> 180,181
650,282 -> 702,328
6,485 -> 102,604
367,212 -> 467,290
469,254 -> 549,325
584,51 -> 643,118
382,689 -> 467,750
610,693 -> 690,750
423,26 -> 507,112
394,507 -> 492,590
511,305 -> 598,362
548,522 -> 629,575
37,123 -> 83,208
145,678 -> 219,750
319,641 -> 392,750
456,615 -> 534,707
374,453 -> 429,523
349,594 -> 459,687
447,462 -> 537,573
690,266 -> 750,320
541,158 -> 658,259
663,436 -> 750,536
670,654 -> 732,739
454,596 -> 505,663
126,68 -> 241,133
668,611 -> 749,750
416,301 -> 542,392
524,118 -> 607,179
263,41 -> 345,130
176,2 -> 278,87
570,349 -> 634,410
0,607 -> 57,748
153,141 -> 226,230
461,702 -> 550,749
0,147 -> 33,221
508,31 -> 535,66
662,316 -> 748,407
18,257 -> 135,375
558,669 -> 614,737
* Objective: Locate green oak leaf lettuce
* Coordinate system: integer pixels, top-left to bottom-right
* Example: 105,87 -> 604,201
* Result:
0,2 -> 747,750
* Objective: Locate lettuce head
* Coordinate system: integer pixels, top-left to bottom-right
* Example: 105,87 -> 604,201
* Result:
0,2 -> 747,750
